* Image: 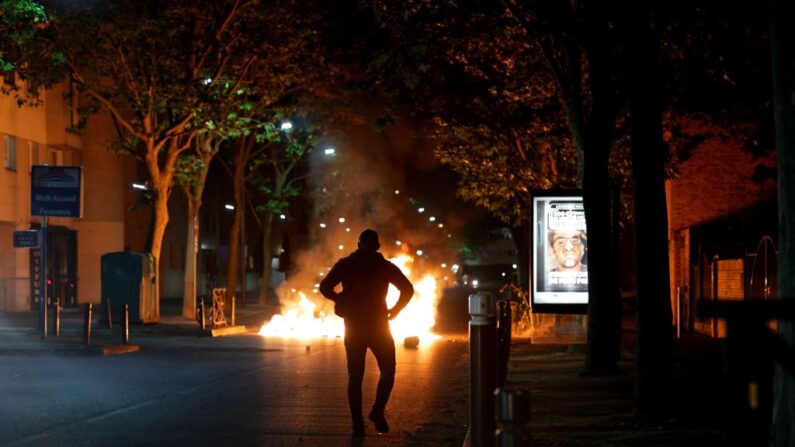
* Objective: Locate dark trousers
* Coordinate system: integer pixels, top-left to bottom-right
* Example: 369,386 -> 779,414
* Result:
344,328 -> 396,422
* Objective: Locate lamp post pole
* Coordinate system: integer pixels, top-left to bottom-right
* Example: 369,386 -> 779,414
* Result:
240,188 -> 246,308
40,217 -> 47,338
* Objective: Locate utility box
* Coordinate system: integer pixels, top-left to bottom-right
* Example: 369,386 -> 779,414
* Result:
101,252 -> 159,323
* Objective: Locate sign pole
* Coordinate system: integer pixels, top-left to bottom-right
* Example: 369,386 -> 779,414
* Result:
40,217 -> 47,338
30,165 -> 82,336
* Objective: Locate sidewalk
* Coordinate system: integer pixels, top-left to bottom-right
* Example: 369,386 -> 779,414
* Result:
503,334 -> 727,446
0,299 -> 281,356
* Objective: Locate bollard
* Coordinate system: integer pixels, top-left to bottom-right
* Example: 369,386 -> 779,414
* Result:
83,303 -> 93,345
231,294 -> 236,327
199,298 -> 206,332
54,300 -> 61,337
106,299 -> 113,330
494,388 -> 531,447
496,299 -> 512,388
42,297 -> 49,339
123,304 -> 130,344
469,291 -> 496,447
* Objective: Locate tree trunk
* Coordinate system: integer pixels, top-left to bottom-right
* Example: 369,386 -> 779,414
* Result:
622,2 -> 673,418
182,198 -> 199,319
580,2 -> 623,373
226,169 -> 243,311
259,213 -> 275,305
583,139 -> 622,373
148,183 -> 170,305
768,2 -> 795,445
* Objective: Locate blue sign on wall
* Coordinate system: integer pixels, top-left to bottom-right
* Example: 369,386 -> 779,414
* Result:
31,166 -> 83,218
13,230 -> 39,248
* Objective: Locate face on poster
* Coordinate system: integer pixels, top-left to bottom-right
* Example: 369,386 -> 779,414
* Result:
532,195 -> 588,306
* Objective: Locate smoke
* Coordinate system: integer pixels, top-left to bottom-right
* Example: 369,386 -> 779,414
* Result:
273,116 -> 459,311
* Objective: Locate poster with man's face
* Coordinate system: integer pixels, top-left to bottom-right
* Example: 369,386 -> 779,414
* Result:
532,194 -> 589,309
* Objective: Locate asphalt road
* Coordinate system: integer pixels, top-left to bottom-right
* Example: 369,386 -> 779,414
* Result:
0,332 -> 470,447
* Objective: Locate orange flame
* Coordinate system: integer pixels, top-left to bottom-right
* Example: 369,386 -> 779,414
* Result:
259,253 -> 441,345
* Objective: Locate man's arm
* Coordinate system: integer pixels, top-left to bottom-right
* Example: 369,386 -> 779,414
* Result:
387,266 -> 414,320
319,261 -> 345,301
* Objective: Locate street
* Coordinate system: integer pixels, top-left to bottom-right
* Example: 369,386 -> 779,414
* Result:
0,331 -> 470,447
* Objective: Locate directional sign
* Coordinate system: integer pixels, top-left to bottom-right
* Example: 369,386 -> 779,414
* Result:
13,230 -> 39,248
31,165 -> 83,218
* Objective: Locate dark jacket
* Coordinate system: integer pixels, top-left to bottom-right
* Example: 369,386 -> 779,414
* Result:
319,249 -> 414,331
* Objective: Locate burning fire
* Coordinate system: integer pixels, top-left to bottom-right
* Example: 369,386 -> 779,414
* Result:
259,253 -> 441,345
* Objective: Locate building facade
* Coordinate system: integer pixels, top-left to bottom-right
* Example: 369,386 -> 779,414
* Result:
0,74 -> 126,312
666,134 -> 777,337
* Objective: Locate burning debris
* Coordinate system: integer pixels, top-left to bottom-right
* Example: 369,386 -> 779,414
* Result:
259,253 -> 442,345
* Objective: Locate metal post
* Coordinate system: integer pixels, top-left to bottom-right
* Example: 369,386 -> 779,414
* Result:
469,292 -> 496,447
199,298 -> 206,332
496,299 -> 512,388
231,292 -> 236,327
106,299 -> 113,330
83,303 -> 93,345
54,298 -> 61,337
240,187 -> 246,308
495,388 -> 531,447
676,286 -> 681,339
40,217 -> 48,338
123,304 -> 129,344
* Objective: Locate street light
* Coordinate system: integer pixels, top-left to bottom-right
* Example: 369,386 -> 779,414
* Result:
324,147 -> 336,156
280,121 -> 293,131
132,183 -> 147,190
225,204 -> 235,210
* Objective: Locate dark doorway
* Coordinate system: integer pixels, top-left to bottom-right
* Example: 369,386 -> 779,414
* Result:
29,225 -> 78,308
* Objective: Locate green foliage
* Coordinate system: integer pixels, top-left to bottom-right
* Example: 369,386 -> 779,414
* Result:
173,155 -> 206,191
0,0 -> 49,99
246,112 -> 320,217
365,1 -> 579,226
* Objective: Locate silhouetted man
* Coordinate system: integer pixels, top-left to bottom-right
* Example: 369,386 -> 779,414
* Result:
319,229 -> 414,437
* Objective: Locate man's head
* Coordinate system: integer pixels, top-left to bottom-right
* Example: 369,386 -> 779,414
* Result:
549,230 -> 586,271
358,229 -> 380,251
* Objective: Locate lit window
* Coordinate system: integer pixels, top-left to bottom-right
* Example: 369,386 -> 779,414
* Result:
4,135 -> 16,171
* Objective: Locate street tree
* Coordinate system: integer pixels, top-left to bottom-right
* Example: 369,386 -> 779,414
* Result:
248,118 -> 317,304
366,0 -> 624,373
616,1 -> 673,417
1,0 -> 264,301
173,133 -> 222,319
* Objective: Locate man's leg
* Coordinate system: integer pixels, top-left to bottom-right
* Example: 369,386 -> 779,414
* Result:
345,336 -> 367,435
368,332 -> 396,432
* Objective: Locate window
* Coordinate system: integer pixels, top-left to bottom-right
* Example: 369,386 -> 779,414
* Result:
4,135 -> 17,171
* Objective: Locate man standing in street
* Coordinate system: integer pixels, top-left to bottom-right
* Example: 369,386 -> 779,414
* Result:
319,229 -> 414,437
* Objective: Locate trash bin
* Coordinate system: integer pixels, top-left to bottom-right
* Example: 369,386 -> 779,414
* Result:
101,252 -> 159,323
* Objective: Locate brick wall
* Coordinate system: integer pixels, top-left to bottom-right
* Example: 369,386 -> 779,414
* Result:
667,137 -> 776,232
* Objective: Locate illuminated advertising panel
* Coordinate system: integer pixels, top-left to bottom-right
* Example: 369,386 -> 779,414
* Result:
531,192 -> 588,313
